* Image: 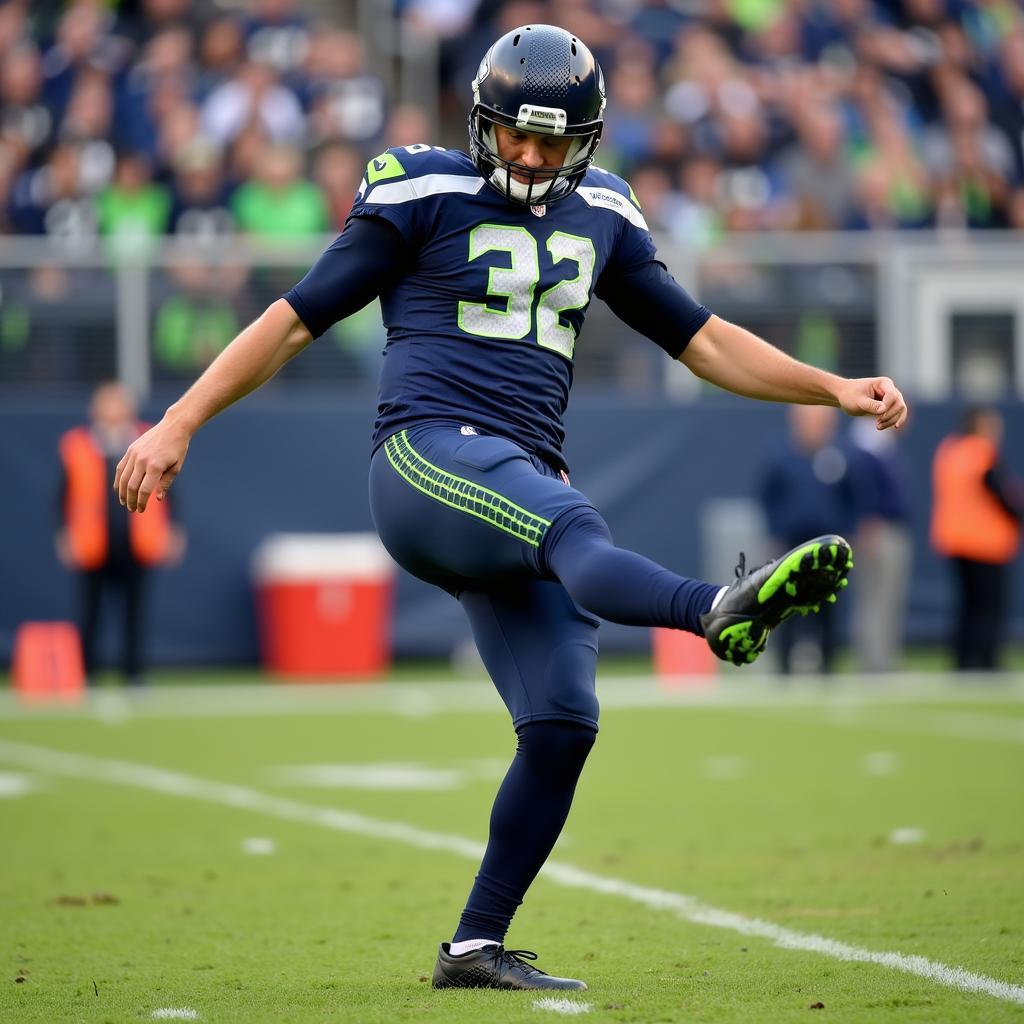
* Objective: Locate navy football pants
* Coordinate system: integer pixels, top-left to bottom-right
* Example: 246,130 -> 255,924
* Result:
369,423 -> 718,944
369,423 -> 719,732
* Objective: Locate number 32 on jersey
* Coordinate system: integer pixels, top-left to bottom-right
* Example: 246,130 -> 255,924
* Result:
457,224 -> 596,359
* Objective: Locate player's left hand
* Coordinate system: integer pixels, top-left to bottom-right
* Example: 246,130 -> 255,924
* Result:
834,376 -> 908,431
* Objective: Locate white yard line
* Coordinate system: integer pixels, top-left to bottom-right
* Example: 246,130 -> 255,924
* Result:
533,996 -> 591,1014
0,770 -> 35,797
1,739 -> 1022,1007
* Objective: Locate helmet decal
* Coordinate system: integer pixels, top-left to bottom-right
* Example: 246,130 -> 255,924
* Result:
515,104 -> 567,135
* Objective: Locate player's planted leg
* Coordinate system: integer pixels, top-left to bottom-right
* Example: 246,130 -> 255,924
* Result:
700,534 -> 853,665
433,719 -> 595,990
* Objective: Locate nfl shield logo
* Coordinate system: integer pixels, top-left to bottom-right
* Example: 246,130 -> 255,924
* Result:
531,205 -> 546,217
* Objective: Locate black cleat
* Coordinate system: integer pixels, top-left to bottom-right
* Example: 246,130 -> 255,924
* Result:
431,943 -> 587,991
700,534 -> 853,665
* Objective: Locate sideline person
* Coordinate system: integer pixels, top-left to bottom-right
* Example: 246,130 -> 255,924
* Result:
58,381 -> 185,684
931,407 -> 1021,670
115,25 -> 907,992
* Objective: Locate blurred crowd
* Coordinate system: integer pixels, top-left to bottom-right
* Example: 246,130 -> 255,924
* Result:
422,0 -> 1024,239
1,0 -> 1023,251
0,0 -> 417,247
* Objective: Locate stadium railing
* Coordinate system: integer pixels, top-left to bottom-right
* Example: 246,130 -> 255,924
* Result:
1,230 -> 1022,401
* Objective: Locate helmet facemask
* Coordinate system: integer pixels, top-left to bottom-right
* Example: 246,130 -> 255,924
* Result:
469,110 -> 601,205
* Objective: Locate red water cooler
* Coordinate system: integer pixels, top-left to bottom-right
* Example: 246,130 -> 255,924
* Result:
253,533 -> 396,679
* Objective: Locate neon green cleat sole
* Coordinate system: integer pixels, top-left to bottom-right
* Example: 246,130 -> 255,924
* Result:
700,535 -> 853,666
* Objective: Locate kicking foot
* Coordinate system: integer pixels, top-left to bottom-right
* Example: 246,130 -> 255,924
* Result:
700,534 -> 853,666
431,943 -> 587,990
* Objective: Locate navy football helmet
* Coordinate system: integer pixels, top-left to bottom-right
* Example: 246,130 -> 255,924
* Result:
469,24 -> 606,206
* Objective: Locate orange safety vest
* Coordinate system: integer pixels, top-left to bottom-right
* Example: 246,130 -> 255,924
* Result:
59,425 -> 171,570
930,434 -> 1020,564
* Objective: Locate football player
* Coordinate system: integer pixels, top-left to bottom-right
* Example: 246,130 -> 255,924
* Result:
116,24 -> 907,992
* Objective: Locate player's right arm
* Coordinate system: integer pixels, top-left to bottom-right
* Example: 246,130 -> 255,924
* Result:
116,212 -> 408,513
115,299 -> 313,512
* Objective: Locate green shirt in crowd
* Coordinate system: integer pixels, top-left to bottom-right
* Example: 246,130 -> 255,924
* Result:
231,181 -> 329,238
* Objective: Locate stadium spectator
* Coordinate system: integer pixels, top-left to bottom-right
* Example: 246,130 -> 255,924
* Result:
96,151 -> 170,258
602,41 -> 662,170
153,262 -> 243,377
41,3 -> 128,126
931,408 -> 1022,671
201,59 -> 305,146
195,17 -> 246,101
57,381 -> 186,685
118,25 -> 196,159
9,142 -> 97,241
58,69 -> 117,194
673,155 -> 725,248
151,98 -> 205,180
991,31 -> 1024,181
1,43 -> 52,169
167,139 -> 235,240
10,262 -> 116,382
383,103 -> 432,149
760,405 -> 869,675
926,74 -> 1016,226
304,29 -> 388,149
777,99 -> 859,230
311,141 -> 362,229
232,142 -> 327,238
847,118 -> 934,228
242,0 -> 311,75
846,416 -> 913,673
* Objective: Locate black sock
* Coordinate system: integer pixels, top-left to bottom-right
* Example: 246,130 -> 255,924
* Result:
452,719 -> 596,943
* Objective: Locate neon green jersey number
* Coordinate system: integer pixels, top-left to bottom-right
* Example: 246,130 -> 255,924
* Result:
458,224 -> 538,340
536,231 -> 596,359
457,224 -> 596,358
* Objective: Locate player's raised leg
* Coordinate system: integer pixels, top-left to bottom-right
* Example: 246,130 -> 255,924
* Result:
541,509 -> 853,666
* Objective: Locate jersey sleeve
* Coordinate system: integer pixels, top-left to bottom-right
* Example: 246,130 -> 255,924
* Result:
282,216 -> 407,338
346,147 -> 432,246
596,260 -> 711,359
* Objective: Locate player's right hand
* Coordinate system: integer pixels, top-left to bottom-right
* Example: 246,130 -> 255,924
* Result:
114,417 -> 191,513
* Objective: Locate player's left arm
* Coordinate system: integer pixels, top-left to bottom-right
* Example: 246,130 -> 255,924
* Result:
681,315 -> 908,431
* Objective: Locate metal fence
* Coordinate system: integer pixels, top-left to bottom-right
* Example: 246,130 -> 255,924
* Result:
1,230 -> 1022,401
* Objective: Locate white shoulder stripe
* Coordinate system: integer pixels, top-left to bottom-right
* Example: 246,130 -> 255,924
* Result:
577,187 -> 649,231
365,173 -> 485,205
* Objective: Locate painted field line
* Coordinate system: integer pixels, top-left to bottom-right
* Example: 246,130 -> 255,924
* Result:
533,996 -> 591,1014
1,739 -> 1022,1008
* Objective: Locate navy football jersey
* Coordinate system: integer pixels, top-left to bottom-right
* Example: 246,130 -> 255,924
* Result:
347,145 -> 658,471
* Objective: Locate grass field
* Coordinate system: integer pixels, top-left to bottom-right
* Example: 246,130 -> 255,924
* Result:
1,669 -> 1023,1023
